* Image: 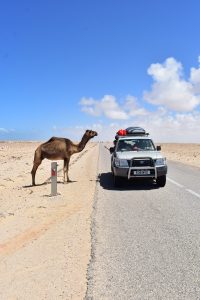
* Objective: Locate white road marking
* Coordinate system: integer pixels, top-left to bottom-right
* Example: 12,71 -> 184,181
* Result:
167,177 -> 184,188
167,177 -> 200,200
186,189 -> 200,199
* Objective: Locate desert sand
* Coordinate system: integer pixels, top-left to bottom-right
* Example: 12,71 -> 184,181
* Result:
0,141 -> 99,300
159,143 -> 200,168
0,141 -> 199,299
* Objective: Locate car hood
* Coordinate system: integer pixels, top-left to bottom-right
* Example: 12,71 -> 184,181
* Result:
115,151 -> 165,160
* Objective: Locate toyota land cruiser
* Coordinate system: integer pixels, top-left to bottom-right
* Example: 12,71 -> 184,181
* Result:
110,127 -> 167,188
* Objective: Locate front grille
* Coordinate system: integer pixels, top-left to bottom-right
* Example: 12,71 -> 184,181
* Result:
131,157 -> 154,167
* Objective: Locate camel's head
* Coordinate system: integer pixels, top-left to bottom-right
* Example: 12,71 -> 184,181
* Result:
85,129 -> 98,139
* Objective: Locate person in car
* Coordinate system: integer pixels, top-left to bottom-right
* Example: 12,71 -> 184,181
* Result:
132,140 -> 143,150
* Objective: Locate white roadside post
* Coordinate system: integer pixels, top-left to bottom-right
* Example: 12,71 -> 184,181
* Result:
51,162 -> 58,196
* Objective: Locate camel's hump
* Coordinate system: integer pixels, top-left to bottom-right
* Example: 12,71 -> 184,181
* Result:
45,137 -> 70,143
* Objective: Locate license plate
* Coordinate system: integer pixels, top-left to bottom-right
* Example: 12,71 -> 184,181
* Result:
133,170 -> 150,175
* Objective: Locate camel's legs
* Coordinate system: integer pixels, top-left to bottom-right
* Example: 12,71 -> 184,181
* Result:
31,161 -> 42,186
31,149 -> 43,186
63,158 -> 70,183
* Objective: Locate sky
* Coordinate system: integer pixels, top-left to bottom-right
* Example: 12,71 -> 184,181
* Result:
1,0 -> 200,142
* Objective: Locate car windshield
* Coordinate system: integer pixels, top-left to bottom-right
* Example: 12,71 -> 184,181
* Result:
116,139 -> 155,152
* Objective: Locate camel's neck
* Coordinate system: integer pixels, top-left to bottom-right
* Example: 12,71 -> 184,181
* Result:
72,135 -> 90,154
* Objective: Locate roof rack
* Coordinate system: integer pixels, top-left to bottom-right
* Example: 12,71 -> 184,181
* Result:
126,132 -> 149,136
115,127 -> 149,138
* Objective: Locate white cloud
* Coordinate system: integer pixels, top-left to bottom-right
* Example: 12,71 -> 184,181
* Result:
78,57 -> 200,142
52,108 -> 200,142
80,98 -> 96,106
80,95 -> 129,120
124,95 -> 148,116
80,94 -> 148,120
88,110 -> 200,143
136,110 -> 200,143
190,66 -> 200,94
0,128 -> 9,133
144,57 -> 200,112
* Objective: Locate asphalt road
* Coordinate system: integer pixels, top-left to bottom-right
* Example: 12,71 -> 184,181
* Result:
86,143 -> 200,300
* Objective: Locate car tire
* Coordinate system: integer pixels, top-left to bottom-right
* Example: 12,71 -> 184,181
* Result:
157,175 -> 166,187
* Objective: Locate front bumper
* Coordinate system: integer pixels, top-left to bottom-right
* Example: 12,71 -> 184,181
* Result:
113,165 -> 167,179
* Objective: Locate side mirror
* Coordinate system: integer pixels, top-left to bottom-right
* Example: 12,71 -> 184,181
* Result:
156,145 -> 161,151
109,147 -> 115,154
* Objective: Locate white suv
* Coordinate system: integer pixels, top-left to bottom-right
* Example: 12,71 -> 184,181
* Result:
110,129 -> 167,188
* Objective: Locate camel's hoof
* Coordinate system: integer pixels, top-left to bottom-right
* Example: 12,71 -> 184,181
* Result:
63,179 -> 72,184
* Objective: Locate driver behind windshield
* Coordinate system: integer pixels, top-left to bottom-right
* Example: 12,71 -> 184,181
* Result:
117,139 -> 155,151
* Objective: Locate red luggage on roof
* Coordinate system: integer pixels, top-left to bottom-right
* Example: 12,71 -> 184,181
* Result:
117,129 -> 127,136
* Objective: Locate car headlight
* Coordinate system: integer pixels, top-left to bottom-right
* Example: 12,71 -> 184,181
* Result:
155,158 -> 166,166
115,158 -> 129,167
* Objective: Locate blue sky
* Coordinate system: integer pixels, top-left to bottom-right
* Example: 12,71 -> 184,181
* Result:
1,0 -> 200,142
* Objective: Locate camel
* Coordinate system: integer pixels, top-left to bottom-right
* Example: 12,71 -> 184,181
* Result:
31,129 -> 98,186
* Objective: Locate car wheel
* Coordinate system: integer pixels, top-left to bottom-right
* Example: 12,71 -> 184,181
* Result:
157,175 -> 166,187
